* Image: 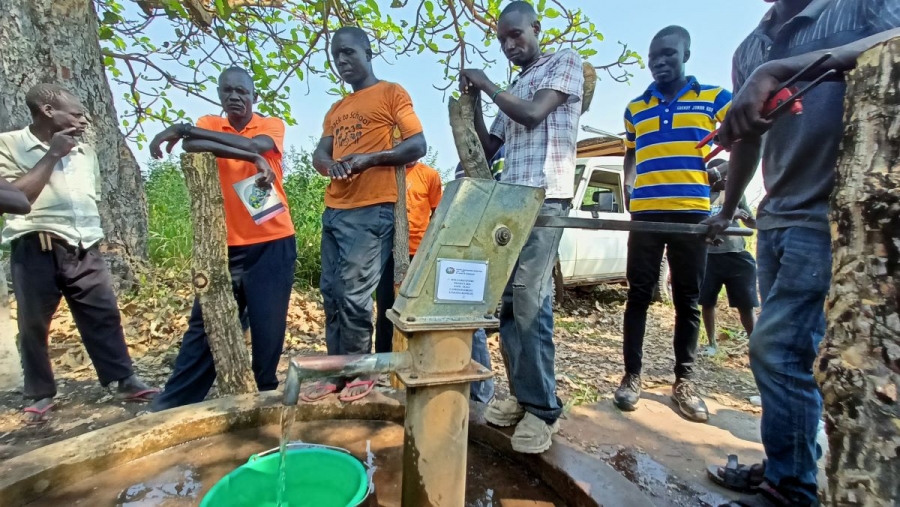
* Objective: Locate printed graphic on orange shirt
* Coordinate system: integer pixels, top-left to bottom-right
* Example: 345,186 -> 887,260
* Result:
329,112 -> 373,148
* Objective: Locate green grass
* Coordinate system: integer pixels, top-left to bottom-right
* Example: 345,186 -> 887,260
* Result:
144,147 -> 328,287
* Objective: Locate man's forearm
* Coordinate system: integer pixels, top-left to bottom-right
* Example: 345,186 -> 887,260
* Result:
765,28 -> 900,81
312,152 -> 334,177
13,152 -> 61,203
365,133 -> 427,169
184,127 -> 273,154
182,139 -> 262,165
720,141 -> 761,218
471,99 -> 501,160
0,179 -> 31,214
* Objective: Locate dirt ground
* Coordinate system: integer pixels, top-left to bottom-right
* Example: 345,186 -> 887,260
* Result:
0,274 -> 759,465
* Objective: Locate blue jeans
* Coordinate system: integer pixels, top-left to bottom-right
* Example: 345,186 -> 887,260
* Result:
320,204 -> 394,356
498,199 -> 569,423
752,227 -> 831,504
470,328 -> 495,403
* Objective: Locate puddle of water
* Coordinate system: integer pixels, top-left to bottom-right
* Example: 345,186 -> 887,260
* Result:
114,465 -> 202,506
30,420 -> 565,507
606,449 -> 730,507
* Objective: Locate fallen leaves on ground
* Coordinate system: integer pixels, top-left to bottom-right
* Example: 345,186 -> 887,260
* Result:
1,270 -> 759,460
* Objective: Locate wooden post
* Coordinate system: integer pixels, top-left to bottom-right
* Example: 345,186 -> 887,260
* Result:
391,128 -> 411,389
180,153 -> 256,395
815,37 -> 900,506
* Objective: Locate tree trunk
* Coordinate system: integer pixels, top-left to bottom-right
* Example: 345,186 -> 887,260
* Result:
180,153 -> 255,395
815,37 -> 900,506
0,0 -> 148,290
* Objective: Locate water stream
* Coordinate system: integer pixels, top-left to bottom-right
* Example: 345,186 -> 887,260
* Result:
276,405 -> 296,507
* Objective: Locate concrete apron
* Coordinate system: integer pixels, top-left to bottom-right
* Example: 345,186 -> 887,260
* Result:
0,391 -> 654,507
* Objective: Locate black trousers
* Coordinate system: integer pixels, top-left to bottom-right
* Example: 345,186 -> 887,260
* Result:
11,233 -> 134,399
152,235 -> 296,410
623,213 -> 708,380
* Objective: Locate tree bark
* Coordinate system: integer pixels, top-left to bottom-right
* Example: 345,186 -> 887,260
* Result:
0,0 -> 148,291
449,94 -> 494,180
180,153 -> 256,396
815,37 -> 900,506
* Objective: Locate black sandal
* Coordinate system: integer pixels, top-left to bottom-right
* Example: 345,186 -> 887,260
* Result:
707,454 -> 766,493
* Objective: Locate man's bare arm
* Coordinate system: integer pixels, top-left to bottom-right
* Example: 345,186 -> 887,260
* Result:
719,140 -> 762,220
471,96 -> 503,161
492,88 -> 570,129
312,137 -> 336,177
184,126 -> 275,154
182,139 -> 264,164
0,177 -> 31,214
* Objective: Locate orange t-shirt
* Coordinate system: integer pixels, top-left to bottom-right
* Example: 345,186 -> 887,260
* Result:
405,163 -> 442,255
195,114 -> 295,247
321,81 -> 424,209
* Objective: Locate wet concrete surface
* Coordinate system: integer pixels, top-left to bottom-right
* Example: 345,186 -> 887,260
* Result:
26,419 -> 565,507
559,388 -> 764,506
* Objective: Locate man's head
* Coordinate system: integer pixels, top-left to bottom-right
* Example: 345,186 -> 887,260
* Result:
25,83 -> 88,135
217,67 -> 256,121
708,158 -> 728,192
497,1 -> 541,67
332,26 -> 374,86
648,25 -> 691,86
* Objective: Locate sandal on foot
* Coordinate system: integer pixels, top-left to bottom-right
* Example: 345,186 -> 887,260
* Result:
23,402 -> 55,426
300,379 -> 342,403
707,454 -> 766,493
338,377 -> 376,403
116,388 -> 160,403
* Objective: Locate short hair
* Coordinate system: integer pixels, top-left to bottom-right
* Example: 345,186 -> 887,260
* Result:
25,83 -> 72,117
501,1 -> 538,22
707,158 -> 727,169
220,66 -> 254,87
653,25 -> 691,50
334,26 -> 372,52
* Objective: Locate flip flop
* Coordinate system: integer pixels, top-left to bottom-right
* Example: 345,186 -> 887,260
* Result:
300,379 -> 341,403
116,388 -> 160,403
22,403 -> 55,426
338,378 -> 377,403
707,454 -> 766,493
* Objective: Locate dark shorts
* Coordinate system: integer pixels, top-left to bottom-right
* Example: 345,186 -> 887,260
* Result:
700,250 -> 759,309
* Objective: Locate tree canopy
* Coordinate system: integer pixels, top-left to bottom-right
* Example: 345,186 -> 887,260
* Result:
95,0 -> 641,146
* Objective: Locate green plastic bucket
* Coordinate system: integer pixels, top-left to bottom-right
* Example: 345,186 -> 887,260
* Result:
200,444 -> 370,507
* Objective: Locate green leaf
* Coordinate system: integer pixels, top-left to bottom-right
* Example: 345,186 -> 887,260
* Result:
544,8 -> 560,18
214,0 -> 233,20
424,1 -> 434,14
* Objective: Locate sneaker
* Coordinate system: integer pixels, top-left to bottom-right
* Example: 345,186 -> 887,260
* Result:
672,379 -> 709,423
511,412 -> 560,454
613,373 -> 642,411
484,396 -> 526,427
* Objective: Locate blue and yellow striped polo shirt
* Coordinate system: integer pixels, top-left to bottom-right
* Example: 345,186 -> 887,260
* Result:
624,77 -> 732,214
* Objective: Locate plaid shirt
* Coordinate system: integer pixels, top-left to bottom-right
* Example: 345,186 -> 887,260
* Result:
489,49 -> 584,199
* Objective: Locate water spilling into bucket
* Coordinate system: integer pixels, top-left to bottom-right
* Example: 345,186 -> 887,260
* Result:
276,406 -> 296,507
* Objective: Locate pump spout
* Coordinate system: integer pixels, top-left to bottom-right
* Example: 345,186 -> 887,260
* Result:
282,352 -> 412,406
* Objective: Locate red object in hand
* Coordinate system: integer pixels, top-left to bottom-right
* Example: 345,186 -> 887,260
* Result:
764,86 -> 803,116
